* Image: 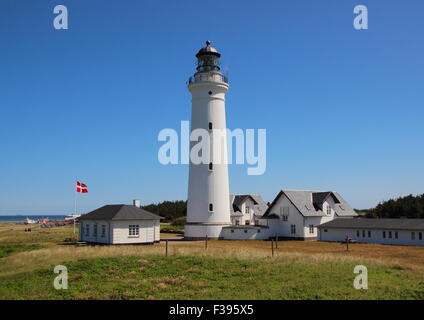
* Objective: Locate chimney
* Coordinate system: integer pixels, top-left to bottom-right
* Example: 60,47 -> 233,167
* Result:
133,199 -> 141,208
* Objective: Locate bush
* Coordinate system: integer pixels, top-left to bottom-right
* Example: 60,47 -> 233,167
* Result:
171,216 -> 186,226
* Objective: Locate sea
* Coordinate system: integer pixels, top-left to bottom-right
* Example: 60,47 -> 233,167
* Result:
0,215 -> 67,223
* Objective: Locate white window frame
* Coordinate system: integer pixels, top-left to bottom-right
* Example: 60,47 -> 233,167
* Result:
129,225 -> 140,237
101,225 -> 106,238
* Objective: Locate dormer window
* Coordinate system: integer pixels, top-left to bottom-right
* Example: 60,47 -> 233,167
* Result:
245,206 -> 250,214
326,205 -> 331,216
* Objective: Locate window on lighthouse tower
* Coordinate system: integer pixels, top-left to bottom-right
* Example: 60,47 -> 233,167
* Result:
209,162 -> 213,171
209,203 -> 213,212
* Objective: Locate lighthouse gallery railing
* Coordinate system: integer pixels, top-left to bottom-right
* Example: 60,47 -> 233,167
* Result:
188,73 -> 229,85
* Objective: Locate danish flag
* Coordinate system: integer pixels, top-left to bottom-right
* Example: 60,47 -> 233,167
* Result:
76,181 -> 88,193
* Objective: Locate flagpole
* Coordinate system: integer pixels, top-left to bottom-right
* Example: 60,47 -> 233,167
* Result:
74,179 -> 77,235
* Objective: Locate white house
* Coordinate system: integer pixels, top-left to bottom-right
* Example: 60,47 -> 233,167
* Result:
229,194 -> 268,226
318,218 -> 424,246
222,190 -> 357,240
79,200 -> 163,244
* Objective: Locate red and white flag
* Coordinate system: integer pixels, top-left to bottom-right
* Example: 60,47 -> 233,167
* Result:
76,181 -> 88,193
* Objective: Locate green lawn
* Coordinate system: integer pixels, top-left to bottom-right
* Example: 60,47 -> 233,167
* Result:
0,244 -> 43,259
1,255 -> 423,300
160,222 -> 184,234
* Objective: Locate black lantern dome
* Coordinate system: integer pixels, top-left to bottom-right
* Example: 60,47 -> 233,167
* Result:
195,41 -> 221,72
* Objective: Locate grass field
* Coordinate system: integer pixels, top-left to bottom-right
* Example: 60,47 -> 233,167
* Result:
0,223 -> 423,300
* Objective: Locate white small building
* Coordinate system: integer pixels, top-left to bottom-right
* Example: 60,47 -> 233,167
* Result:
318,218 -> 424,246
222,190 -> 357,240
79,200 -> 163,244
229,194 -> 268,226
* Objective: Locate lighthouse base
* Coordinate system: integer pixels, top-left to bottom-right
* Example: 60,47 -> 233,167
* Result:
184,223 -> 231,240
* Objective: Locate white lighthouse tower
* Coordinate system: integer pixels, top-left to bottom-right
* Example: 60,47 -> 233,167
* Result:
184,41 -> 231,240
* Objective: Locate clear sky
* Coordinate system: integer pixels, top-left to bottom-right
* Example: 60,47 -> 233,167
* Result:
0,0 -> 423,214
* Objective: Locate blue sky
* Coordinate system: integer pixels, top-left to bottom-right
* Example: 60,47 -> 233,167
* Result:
0,0 -> 423,214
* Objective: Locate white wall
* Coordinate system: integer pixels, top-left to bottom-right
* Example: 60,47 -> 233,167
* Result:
319,227 -> 424,246
80,220 -> 111,244
221,227 -> 270,240
112,220 -> 159,244
264,194 -> 305,238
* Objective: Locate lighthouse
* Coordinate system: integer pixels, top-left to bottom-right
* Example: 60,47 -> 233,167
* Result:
184,41 -> 231,240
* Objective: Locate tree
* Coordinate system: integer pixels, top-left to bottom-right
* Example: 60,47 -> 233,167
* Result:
364,194 -> 424,219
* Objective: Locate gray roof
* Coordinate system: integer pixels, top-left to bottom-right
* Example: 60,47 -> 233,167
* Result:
229,194 -> 268,217
79,205 -> 163,221
318,218 -> 424,231
263,190 -> 357,218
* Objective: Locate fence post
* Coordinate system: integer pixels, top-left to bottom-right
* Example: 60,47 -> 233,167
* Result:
205,235 -> 208,250
271,239 -> 274,257
275,235 -> 278,249
165,240 -> 168,257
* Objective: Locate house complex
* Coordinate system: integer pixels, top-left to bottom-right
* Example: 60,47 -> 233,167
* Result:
222,190 -> 357,240
79,200 -> 162,244
318,218 -> 424,246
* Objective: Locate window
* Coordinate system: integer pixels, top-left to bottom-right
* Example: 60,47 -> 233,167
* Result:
383,231 -> 386,238
209,203 -> 213,212
368,231 -> 371,238
309,225 -> 314,234
245,206 -> 250,214
419,232 -> 423,240
388,231 -> 392,239
291,224 -> 296,235
281,207 -> 289,221
208,122 -> 212,130
324,229 -> 328,232
245,220 -> 250,225
231,229 -> 234,233
208,162 -> 213,171
362,230 -> 365,237
257,229 -> 261,233
85,224 -> 90,236
101,225 -> 106,238
129,225 -> 139,237
93,224 -> 97,237
235,220 -> 240,226
395,232 -> 398,239
411,232 -> 415,240
326,205 -> 331,216
244,230 -> 248,233
356,230 -> 360,237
